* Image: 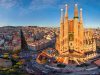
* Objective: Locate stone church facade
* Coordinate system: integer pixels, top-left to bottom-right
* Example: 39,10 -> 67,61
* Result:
55,4 -> 96,65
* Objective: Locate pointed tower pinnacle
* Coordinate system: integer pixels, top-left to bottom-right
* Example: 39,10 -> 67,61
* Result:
60,9 -> 64,24
80,8 -> 83,23
65,4 -> 68,18
74,4 -> 78,18
60,9 -> 64,53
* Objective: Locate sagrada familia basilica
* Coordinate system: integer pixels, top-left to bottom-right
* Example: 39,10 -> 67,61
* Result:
55,4 -> 97,64
36,4 -> 97,65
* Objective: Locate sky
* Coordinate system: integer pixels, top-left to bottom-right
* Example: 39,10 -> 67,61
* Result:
0,0 -> 99,28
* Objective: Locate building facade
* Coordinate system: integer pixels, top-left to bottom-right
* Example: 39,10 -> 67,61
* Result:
55,4 -> 96,65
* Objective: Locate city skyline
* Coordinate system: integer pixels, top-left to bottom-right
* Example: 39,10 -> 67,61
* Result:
0,0 -> 100,28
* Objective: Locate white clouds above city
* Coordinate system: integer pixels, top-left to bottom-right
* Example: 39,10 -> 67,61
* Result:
0,0 -> 18,9
0,0 -> 99,27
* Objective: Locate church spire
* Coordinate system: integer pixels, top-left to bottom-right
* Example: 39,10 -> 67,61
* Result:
60,9 -> 64,24
65,4 -> 68,18
60,9 -> 64,53
80,8 -> 83,23
74,4 -> 78,18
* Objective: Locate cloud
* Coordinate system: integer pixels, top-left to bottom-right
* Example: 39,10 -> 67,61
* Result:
29,0 -> 59,10
28,0 -> 83,10
19,0 -> 60,15
0,0 -> 87,15
19,7 -> 32,16
0,0 -> 63,13
0,0 -> 18,9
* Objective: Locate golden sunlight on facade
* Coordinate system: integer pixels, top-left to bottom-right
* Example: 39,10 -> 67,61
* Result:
55,4 -> 97,65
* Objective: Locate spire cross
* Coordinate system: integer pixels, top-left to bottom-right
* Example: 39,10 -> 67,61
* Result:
65,4 -> 68,18
74,4 -> 78,19
80,8 -> 83,23
60,9 -> 64,23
